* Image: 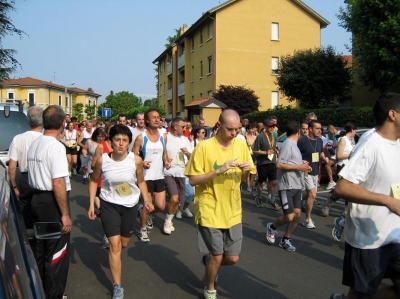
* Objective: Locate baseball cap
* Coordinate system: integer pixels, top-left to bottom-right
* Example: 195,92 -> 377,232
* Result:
263,119 -> 276,127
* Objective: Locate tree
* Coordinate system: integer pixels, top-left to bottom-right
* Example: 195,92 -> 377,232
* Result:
72,103 -> 84,122
99,90 -> 142,118
143,97 -> 159,107
337,1 -> 400,92
0,0 -> 26,83
275,46 -> 352,108
85,102 -> 96,120
213,85 -> 260,116
165,28 -> 181,48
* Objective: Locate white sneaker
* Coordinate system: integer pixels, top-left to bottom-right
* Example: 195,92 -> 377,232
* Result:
326,181 -> 336,190
182,208 -> 193,218
303,218 -> 316,229
175,210 -> 182,219
163,221 -> 175,235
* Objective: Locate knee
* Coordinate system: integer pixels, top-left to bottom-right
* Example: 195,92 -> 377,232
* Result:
109,242 -> 122,253
284,214 -> 294,222
293,213 -> 301,222
155,201 -> 165,210
170,196 -> 179,205
224,255 -> 239,265
270,180 -> 277,187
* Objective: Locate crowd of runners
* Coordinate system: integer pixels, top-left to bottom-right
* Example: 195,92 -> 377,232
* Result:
7,91 -> 400,299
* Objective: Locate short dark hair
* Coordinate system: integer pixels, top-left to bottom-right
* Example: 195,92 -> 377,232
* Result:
344,122 -> 357,133
43,105 -> 65,130
145,108 -> 160,121
71,116 -> 77,122
373,92 -> 400,126
91,127 -> 106,141
118,114 -> 127,120
171,117 -> 185,129
286,121 -> 300,137
308,120 -> 321,129
109,124 -> 132,144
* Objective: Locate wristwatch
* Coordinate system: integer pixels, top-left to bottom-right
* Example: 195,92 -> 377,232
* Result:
13,186 -> 17,189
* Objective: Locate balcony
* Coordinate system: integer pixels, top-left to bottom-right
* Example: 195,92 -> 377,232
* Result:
177,111 -> 185,118
178,53 -> 185,69
178,82 -> 185,97
167,88 -> 172,101
167,62 -> 172,76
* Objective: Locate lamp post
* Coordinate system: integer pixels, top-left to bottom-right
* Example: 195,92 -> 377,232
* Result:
65,82 -> 74,114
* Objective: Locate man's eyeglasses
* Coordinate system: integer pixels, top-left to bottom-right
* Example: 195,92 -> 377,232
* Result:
176,125 -> 185,129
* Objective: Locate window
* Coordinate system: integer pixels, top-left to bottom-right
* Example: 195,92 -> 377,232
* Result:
58,94 -> 62,106
191,36 -> 195,51
28,93 -> 35,106
200,29 -> 203,45
208,56 -> 213,74
271,91 -> 279,108
160,84 -> 162,96
271,57 -> 279,75
66,96 -> 69,107
208,22 -> 213,40
191,66 -> 194,82
272,23 -> 279,40
8,92 -> 14,99
200,61 -> 203,78
200,92 -> 203,98
208,90 -> 213,96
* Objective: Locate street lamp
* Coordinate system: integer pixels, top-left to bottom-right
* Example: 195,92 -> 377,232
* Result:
65,82 -> 74,113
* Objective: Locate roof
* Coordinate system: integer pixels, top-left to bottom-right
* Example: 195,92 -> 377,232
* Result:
184,96 -> 227,109
153,0 -> 330,63
342,55 -> 353,67
1,77 -> 101,97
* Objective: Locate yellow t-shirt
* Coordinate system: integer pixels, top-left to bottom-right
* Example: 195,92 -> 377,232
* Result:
184,137 -> 256,228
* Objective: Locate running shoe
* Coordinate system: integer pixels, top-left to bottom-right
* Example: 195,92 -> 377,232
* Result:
163,221 -> 175,235
101,234 -> 109,249
330,294 -> 345,299
146,215 -> 153,230
246,186 -> 252,192
112,284 -> 124,299
267,199 -> 281,211
279,239 -> 296,252
266,223 -> 276,244
321,203 -> 331,217
332,217 -> 344,242
203,287 -> 217,299
182,208 -> 193,218
326,181 -> 336,190
175,210 -> 182,219
139,229 -> 150,243
72,168 -> 77,175
255,196 -> 263,208
303,218 -> 315,229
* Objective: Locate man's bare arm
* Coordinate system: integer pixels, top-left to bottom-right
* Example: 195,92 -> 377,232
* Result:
8,159 -> 19,198
52,177 -> 72,233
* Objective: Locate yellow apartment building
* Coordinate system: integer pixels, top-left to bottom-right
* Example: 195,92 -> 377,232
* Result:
153,0 -> 329,122
0,77 -> 101,118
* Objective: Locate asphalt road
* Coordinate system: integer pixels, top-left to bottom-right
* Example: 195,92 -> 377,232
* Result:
65,176 -> 348,299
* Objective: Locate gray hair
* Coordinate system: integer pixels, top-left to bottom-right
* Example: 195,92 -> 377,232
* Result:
27,106 -> 44,128
306,112 -> 317,121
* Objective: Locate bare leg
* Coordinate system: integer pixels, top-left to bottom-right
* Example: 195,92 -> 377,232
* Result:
167,195 -> 179,215
306,188 -> 316,220
206,254 -> 239,291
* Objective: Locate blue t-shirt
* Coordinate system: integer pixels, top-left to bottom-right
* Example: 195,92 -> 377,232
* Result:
297,136 -> 323,175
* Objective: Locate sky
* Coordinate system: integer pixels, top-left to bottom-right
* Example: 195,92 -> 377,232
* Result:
4,0 -> 351,103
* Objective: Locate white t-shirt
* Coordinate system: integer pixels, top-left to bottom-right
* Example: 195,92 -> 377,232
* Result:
236,134 -> 246,142
130,127 -> 146,152
9,131 -> 42,172
164,133 -> 192,178
158,127 -> 167,135
27,135 -> 71,191
341,132 -> 400,249
126,125 -> 136,153
100,152 -> 140,207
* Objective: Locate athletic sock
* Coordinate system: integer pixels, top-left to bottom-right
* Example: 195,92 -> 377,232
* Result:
282,236 -> 289,242
165,214 -> 174,222
141,227 -> 147,231
270,224 -> 277,230
270,194 -> 276,202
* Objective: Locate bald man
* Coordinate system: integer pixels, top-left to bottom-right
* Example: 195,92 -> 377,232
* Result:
185,109 -> 256,299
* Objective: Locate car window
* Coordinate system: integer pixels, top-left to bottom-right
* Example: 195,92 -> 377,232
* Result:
0,111 -> 30,151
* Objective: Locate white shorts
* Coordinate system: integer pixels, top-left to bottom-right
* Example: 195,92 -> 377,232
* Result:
304,175 -> 318,191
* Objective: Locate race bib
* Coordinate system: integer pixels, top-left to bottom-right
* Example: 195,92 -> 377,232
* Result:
176,153 -> 185,165
68,141 -> 73,147
267,154 -> 274,161
312,152 -> 319,163
391,184 -> 400,200
115,182 -> 132,197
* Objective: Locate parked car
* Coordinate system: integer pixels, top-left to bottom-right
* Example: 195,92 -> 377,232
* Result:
0,100 -> 30,167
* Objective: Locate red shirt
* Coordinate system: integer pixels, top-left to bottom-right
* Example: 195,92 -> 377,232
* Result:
97,141 -> 111,188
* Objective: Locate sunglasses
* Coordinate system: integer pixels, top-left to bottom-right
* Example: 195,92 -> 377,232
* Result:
176,125 -> 185,129
199,131 -> 206,134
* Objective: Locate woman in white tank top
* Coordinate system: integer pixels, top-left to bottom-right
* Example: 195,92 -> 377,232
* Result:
60,122 -> 78,176
87,124 -> 154,298
336,122 -> 357,171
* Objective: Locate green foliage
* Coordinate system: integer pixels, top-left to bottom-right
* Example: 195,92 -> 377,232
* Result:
72,103 -> 84,122
275,46 -> 352,108
213,84 -> 260,116
0,0 -> 26,83
337,0 -> 400,92
85,103 -> 96,120
243,106 -> 374,130
143,98 -> 159,107
165,28 -> 181,48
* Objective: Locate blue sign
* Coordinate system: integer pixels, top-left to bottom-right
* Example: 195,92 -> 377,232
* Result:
102,107 -> 111,117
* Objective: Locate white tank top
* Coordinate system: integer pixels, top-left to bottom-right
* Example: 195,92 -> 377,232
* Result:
337,136 -> 355,166
100,152 -> 140,207
140,132 -> 165,181
63,129 -> 77,145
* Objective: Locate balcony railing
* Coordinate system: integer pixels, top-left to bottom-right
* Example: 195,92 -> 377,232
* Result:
167,88 -> 172,101
167,62 -> 172,76
178,82 -> 185,97
178,53 -> 185,69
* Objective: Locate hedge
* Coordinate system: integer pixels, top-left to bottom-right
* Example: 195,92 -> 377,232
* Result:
242,106 -> 375,129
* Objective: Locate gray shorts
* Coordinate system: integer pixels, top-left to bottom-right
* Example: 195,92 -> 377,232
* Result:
197,223 -> 242,256
304,174 -> 318,191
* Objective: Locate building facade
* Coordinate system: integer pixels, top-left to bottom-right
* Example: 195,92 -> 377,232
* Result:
0,77 -> 101,117
153,0 -> 329,120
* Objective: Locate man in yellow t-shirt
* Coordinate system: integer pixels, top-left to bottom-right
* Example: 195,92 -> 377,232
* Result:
184,109 -> 255,299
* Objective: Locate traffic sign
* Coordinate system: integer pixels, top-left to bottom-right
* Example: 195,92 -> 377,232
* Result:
102,107 -> 111,117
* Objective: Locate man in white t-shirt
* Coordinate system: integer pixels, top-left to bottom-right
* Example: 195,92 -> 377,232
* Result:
27,105 -> 72,299
118,114 -> 136,152
163,117 -> 192,234
130,113 -> 146,153
8,106 -> 43,229
331,92 -> 400,299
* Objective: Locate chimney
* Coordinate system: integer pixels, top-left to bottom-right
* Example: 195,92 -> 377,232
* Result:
181,23 -> 188,35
